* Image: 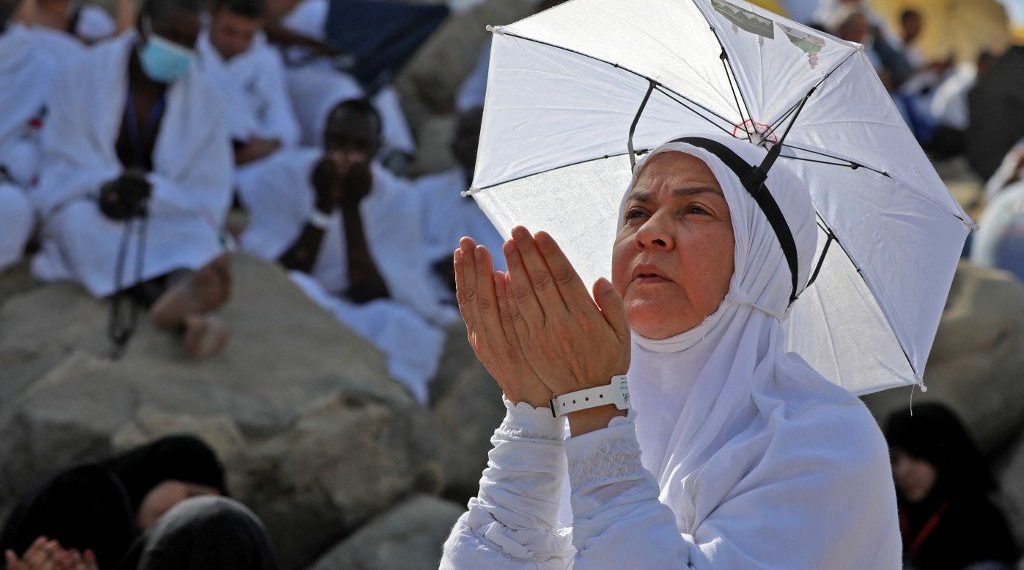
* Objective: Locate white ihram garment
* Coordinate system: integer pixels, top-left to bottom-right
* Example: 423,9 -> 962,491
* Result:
31,33 -> 232,297
238,149 -> 457,403
0,25 -> 55,269
441,135 -> 901,569
413,167 -> 505,304
197,31 -> 301,147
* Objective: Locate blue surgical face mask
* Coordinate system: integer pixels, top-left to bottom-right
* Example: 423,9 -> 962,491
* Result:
138,19 -> 195,84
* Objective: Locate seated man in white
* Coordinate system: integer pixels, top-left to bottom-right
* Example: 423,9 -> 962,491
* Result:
240,99 -> 457,404
269,0 -> 416,169
198,0 -> 300,172
0,1 -> 54,271
414,107 -> 504,305
32,0 -> 234,357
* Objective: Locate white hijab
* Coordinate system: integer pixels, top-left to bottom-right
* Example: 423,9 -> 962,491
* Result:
621,134 -> 899,565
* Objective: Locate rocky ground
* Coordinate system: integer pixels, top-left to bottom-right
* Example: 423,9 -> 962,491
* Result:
0,254 -> 504,569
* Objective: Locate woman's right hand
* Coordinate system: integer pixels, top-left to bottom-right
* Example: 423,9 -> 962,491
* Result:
455,237 -> 553,409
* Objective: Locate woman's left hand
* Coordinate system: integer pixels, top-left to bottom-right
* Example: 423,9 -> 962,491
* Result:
499,227 -> 631,399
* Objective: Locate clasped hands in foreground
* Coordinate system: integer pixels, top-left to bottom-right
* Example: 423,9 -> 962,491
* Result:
455,227 -> 631,436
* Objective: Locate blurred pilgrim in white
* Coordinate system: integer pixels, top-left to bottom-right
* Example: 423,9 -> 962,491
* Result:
413,107 -> 505,305
198,0 -> 301,171
240,99 -> 457,404
0,4 -> 54,271
276,0 -> 416,163
31,0 -> 235,357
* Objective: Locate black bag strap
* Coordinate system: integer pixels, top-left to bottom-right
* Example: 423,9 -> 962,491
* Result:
671,137 -> 800,305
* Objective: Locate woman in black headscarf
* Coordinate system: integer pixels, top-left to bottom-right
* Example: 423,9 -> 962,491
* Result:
1,435 -> 277,570
885,403 -> 1020,570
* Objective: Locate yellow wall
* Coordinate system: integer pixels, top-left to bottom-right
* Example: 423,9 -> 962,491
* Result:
869,0 -> 1012,61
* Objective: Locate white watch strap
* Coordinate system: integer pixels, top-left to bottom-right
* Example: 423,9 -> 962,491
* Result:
549,375 -> 630,417
308,209 -> 332,230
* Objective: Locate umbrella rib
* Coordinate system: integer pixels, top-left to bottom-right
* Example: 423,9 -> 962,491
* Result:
778,153 -> 890,177
654,86 -> 737,136
467,152 -> 635,193
498,31 -> 738,128
719,52 -> 751,142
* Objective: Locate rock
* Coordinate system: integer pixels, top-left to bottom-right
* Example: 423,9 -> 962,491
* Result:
0,254 -> 442,569
308,494 -> 465,570
863,261 -> 1024,454
997,432 -> 1024,552
430,323 -> 505,501
395,0 -> 535,129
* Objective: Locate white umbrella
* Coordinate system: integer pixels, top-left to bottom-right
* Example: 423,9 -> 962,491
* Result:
468,0 -> 972,395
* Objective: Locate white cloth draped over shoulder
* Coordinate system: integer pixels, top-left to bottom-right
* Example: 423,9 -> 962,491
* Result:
0,25 -> 60,270
0,24 -> 57,187
31,32 -> 233,297
415,167 -> 505,258
413,166 -> 506,305
197,31 -> 301,146
441,135 -> 901,569
238,149 -> 457,403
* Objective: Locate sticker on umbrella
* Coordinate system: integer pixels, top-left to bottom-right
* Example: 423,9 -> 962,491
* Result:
780,23 -> 826,69
711,0 -> 774,45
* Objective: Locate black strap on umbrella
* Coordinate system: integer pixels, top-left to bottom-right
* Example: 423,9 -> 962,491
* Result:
670,136 -> 800,305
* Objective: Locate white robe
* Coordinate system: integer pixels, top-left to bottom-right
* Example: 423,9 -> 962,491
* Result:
238,149 -> 457,403
441,136 -> 901,569
24,24 -> 85,62
280,0 -> 416,157
31,33 -> 233,297
0,24 -> 54,187
413,167 -> 505,304
197,30 -> 300,147
930,63 -> 976,131
0,25 -> 57,270
970,181 -> 1024,281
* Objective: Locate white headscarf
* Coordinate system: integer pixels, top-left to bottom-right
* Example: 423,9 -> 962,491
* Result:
622,134 -> 898,564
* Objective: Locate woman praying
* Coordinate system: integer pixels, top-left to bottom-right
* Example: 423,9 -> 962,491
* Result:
441,134 -> 902,569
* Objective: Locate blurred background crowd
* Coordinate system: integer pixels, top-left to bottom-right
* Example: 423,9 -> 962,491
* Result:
0,0 -> 1023,568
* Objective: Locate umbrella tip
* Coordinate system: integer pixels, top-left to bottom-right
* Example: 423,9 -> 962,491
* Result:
486,25 -> 505,35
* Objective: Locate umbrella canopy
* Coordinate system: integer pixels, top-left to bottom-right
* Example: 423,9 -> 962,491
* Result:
469,0 -> 971,395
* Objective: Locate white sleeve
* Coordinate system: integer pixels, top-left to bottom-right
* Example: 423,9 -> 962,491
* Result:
565,414 -> 693,569
440,399 -> 575,569
145,111 -> 233,226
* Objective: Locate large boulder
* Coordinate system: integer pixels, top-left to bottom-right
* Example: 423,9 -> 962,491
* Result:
308,494 -> 465,570
863,261 -> 1024,454
997,432 -> 1024,553
430,323 -> 505,502
395,0 -> 535,128
0,254 -> 442,569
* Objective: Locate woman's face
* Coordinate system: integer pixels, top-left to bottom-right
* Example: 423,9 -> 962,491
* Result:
612,152 -> 735,339
891,447 -> 938,503
137,480 -> 222,529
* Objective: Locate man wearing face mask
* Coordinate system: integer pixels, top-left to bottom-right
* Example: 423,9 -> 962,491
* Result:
238,98 -> 457,404
31,0 -> 235,358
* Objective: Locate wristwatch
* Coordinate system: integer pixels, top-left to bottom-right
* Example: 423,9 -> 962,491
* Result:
549,375 -> 630,418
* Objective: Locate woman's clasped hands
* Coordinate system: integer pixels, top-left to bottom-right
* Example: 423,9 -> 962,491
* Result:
454,227 -> 631,435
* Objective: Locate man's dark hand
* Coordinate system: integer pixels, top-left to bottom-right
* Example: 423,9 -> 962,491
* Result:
310,155 -> 342,214
338,160 -> 372,211
98,171 -> 152,220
